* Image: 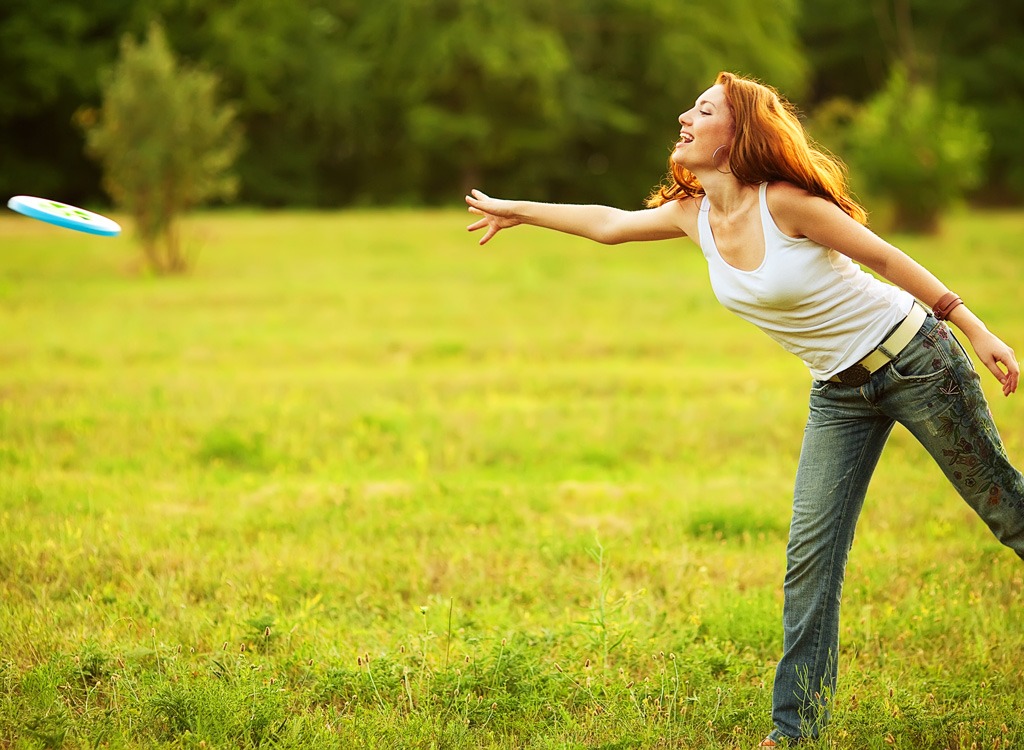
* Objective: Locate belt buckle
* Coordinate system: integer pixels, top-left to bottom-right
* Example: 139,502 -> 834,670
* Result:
837,363 -> 871,387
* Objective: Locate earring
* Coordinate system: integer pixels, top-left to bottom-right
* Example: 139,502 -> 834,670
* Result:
712,145 -> 732,175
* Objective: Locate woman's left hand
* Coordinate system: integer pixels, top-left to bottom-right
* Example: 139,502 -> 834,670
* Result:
969,330 -> 1019,396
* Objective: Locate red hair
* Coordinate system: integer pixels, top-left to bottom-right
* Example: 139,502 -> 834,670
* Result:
646,72 -> 867,224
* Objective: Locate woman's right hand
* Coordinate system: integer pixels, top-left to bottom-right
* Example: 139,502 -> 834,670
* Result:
466,189 -> 521,245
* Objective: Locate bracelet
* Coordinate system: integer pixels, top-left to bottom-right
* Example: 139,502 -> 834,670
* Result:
932,291 -> 963,321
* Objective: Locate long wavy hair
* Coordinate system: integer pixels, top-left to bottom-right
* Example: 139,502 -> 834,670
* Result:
646,71 -> 867,224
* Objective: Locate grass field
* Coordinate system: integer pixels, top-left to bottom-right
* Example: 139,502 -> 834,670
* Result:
1,206 -> 1022,749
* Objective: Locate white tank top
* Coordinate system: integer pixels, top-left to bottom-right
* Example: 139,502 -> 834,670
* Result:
697,183 -> 914,381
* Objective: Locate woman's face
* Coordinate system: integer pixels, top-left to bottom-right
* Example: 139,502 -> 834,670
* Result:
672,84 -> 734,170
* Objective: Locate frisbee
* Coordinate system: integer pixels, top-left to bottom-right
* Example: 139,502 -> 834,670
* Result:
7,195 -> 121,237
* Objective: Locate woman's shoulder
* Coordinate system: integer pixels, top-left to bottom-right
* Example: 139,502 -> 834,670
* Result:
763,181 -> 839,238
662,194 -> 704,240
765,180 -> 850,212
764,180 -> 815,205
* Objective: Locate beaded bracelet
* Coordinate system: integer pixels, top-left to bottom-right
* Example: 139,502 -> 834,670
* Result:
933,291 -> 964,321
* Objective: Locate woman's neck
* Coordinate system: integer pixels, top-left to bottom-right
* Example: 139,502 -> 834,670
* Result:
701,174 -> 759,217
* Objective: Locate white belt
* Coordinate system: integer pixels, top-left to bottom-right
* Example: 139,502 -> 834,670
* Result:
829,303 -> 928,386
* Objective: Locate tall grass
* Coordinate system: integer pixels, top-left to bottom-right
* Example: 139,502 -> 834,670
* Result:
1,207 -> 1022,748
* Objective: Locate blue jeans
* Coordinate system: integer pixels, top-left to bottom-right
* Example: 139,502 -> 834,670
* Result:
771,313 -> 1024,741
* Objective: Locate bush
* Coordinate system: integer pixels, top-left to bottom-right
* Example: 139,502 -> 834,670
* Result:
79,22 -> 242,273
842,67 -> 988,233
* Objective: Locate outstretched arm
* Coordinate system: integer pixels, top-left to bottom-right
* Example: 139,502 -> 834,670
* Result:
465,189 -> 693,246
771,183 -> 1019,396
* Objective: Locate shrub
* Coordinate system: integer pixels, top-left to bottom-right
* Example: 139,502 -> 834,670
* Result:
843,66 -> 989,233
79,22 -> 242,273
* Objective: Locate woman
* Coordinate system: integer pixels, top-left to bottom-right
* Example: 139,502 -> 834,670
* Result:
465,71 -> 1024,746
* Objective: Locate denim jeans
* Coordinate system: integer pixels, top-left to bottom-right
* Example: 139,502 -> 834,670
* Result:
770,313 -> 1024,741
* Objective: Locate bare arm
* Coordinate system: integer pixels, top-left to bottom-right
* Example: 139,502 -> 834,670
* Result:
465,189 -> 694,246
770,183 -> 1019,396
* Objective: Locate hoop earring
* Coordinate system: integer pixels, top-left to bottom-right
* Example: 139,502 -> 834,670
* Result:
712,145 -> 732,175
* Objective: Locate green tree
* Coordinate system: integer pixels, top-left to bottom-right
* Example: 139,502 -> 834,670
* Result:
799,0 -> 1024,202
355,0 -> 575,202
3,0 -> 808,208
355,0 -> 808,208
0,0 -> 157,202
842,66 -> 989,232
80,22 -> 242,273
168,0 -> 370,206
548,0 -> 808,207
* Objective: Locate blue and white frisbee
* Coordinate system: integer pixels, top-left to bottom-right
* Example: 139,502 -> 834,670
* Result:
7,195 -> 121,237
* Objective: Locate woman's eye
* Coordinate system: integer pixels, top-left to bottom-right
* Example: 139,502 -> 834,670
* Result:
700,111 -> 712,116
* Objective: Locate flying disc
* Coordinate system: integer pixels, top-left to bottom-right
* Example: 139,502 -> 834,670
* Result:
7,195 -> 121,237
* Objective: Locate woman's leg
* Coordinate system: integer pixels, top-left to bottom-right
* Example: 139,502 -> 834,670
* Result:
883,318 -> 1024,559
771,383 -> 895,741
771,316 -> 1024,743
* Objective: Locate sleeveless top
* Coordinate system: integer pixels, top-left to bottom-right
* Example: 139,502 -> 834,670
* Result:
697,183 -> 914,381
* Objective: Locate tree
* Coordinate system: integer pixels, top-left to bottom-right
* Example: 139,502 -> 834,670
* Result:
0,0 -> 152,203
834,67 -> 989,232
352,0 -> 808,208
79,22 -> 242,273
548,0 -> 808,207
799,0 -> 1024,202
355,0 -> 575,201
165,0 -> 370,206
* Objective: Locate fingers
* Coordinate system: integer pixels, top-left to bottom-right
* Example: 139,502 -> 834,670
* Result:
983,349 -> 1018,397
465,190 -> 489,210
466,191 -> 498,244
467,214 -> 501,245
480,227 -> 497,245
467,190 -> 508,219
1000,351 -> 1019,396
465,189 -> 510,244
999,346 -> 1018,396
466,213 -> 498,245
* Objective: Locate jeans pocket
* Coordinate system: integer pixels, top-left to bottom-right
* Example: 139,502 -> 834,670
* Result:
887,325 -> 971,428
888,340 -> 950,385
810,380 -> 833,396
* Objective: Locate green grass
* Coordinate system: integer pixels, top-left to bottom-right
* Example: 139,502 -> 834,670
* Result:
1,206 -> 1022,749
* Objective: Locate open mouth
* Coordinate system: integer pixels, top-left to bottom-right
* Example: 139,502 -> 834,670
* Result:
677,132 -> 694,145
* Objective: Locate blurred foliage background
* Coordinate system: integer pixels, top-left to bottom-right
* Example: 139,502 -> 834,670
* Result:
1,0 -> 1021,223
